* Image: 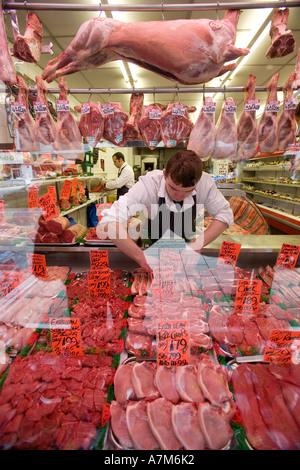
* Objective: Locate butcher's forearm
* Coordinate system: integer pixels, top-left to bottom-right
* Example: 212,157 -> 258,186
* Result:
103,222 -> 146,268
190,220 -> 228,252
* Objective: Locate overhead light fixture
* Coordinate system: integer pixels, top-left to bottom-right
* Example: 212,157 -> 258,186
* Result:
118,60 -> 132,88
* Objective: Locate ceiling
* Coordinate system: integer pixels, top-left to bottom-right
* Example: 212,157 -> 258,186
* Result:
3,0 -> 300,124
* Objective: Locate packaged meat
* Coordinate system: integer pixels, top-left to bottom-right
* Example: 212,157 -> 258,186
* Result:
187,97 -> 216,159
258,72 -> 280,154
34,76 -> 56,152
13,76 -> 35,152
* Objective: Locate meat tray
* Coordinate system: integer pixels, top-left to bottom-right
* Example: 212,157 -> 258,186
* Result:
83,238 -> 115,246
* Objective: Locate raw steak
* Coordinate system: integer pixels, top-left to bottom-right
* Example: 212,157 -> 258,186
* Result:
154,366 -> 180,404
258,72 -> 280,154
235,74 -> 259,161
126,400 -> 159,450
102,102 -> 128,146
125,331 -> 153,354
211,97 -> 237,159
60,224 -> 86,243
114,363 -> 136,404
54,77 -> 84,160
160,103 -> 195,148
131,362 -> 160,400
34,76 -> 56,151
196,359 -> 232,406
280,381 -> 300,429
172,402 -> 205,450
0,2 -> 17,85
41,10 -> 249,85
110,401 -> 134,449
187,97 -> 216,158
14,75 -> 35,152
266,8 -> 296,59
75,101 -> 104,147
175,365 -> 205,403
13,13 -> 43,63
198,402 -> 233,450
124,93 -> 144,142
147,398 -> 181,450
278,72 -> 297,150
138,103 -> 165,149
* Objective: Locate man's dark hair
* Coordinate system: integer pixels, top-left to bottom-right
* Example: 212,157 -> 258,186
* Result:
113,152 -> 125,162
165,150 -> 203,187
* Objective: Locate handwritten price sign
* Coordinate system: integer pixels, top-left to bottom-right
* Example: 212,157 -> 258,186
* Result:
78,182 -> 85,194
28,183 -> 39,209
38,192 -> 59,221
0,200 -> 4,223
88,268 -> 111,298
48,186 -> 57,202
0,272 -> 20,298
217,241 -> 241,267
235,279 -> 262,314
264,329 -> 300,364
90,250 -> 109,270
276,243 -> 300,269
71,178 -> 78,196
160,249 -> 181,272
157,320 -> 189,366
60,179 -> 73,200
151,266 -> 174,298
27,253 -> 47,278
50,318 -> 83,356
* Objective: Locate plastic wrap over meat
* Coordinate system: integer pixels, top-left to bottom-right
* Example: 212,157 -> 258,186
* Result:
278,72 -> 297,151
102,102 -> 128,146
258,73 -> 280,154
160,103 -> 195,148
187,97 -> 216,159
211,97 -> 237,160
13,76 -> 35,152
34,76 -> 56,152
138,103 -> 165,150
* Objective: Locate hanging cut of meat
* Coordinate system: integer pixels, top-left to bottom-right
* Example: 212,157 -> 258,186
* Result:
124,93 -> 144,142
293,48 -> 300,90
266,8 -> 296,59
0,3 -> 17,85
13,75 -> 35,152
278,72 -> 297,151
258,72 -> 280,154
235,74 -> 259,161
42,10 -> 249,85
12,13 -> 43,63
187,97 -> 216,159
102,102 -> 128,146
75,101 -> 105,147
160,103 -> 195,148
54,77 -> 84,160
34,75 -> 56,151
211,97 -> 237,159
138,103 -> 166,150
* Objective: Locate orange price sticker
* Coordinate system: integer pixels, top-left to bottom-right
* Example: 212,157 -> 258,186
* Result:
71,178 -> 78,196
78,182 -> 85,194
157,320 -> 189,366
27,253 -> 47,278
217,241 -> 241,267
88,268 -> 111,298
101,402 -> 111,427
0,201 -> 4,223
264,329 -> 300,364
38,192 -> 60,221
160,249 -> 181,272
60,179 -> 73,200
0,272 -> 20,298
235,279 -> 261,314
90,250 -> 109,270
48,186 -> 57,202
50,318 -> 83,357
276,243 -> 300,269
28,184 -> 39,209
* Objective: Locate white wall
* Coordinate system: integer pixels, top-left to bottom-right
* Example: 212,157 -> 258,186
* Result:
94,147 -> 134,181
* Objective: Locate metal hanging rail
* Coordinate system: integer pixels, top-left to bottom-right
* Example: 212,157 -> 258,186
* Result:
3,1 -> 300,11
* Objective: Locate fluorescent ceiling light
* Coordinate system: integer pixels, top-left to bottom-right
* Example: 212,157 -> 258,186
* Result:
117,60 -> 132,88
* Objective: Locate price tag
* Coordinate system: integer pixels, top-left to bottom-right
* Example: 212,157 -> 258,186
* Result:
101,103 -> 114,115
0,200 -> 5,223
96,203 -> 112,221
225,100 -> 237,113
276,243 -> 300,269
264,329 -> 300,364
157,320 -> 189,366
0,272 -> 20,298
78,182 -> 85,194
202,101 -> 216,113
50,318 -> 83,357
28,183 -> 39,209
245,99 -> 260,112
34,101 -> 47,113
56,100 -> 70,112
60,179 -> 73,200
149,107 -> 162,120
81,103 -> 91,114
71,178 -> 78,196
11,102 -> 26,114
266,100 -> 280,113
101,402 -> 111,427
90,250 -> 109,270
27,253 -> 47,278
217,241 -> 241,267
151,266 -> 174,297
284,99 -> 297,111
172,104 -> 185,116
88,268 -> 111,298
235,279 -> 262,314
160,249 -> 181,272
38,192 -> 60,221
48,185 -> 57,202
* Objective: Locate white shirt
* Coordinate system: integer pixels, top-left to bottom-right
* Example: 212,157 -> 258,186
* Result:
105,162 -> 135,190
101,170 -> 234,233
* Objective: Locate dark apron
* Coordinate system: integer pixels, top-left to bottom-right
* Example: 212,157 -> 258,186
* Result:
148,195 -> 197,242
116,164 -> 129,199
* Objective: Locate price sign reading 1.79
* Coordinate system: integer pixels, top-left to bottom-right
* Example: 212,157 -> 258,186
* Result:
157,320 -> 189,366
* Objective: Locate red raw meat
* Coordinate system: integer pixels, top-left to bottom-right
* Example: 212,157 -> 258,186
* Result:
278,72 -> 297,150
266,8 -> 296,59
197,401 -> 234,450
75,101 -> 105,147
212,97 -> 237,160
102,102 -> 128,146
0,2 -> 17,85
124,93 -> 144,142
196,357 -> 232,407
41,11 -> 249,85
172,402 -> 205,450
258,73 -> 280,154
45,216 -> 70,235
34,76 -> 56,151
126,400 -> 159,450
13,13 -> 43,63
160,103 -> 195,148
131,362 -> 160,400
187,97 -> 216,158
147,397 -> 181,450
14,76 -> 35,152
236,74 -> 259,161
154,366 -> 180,404
138,103 -> 165,150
